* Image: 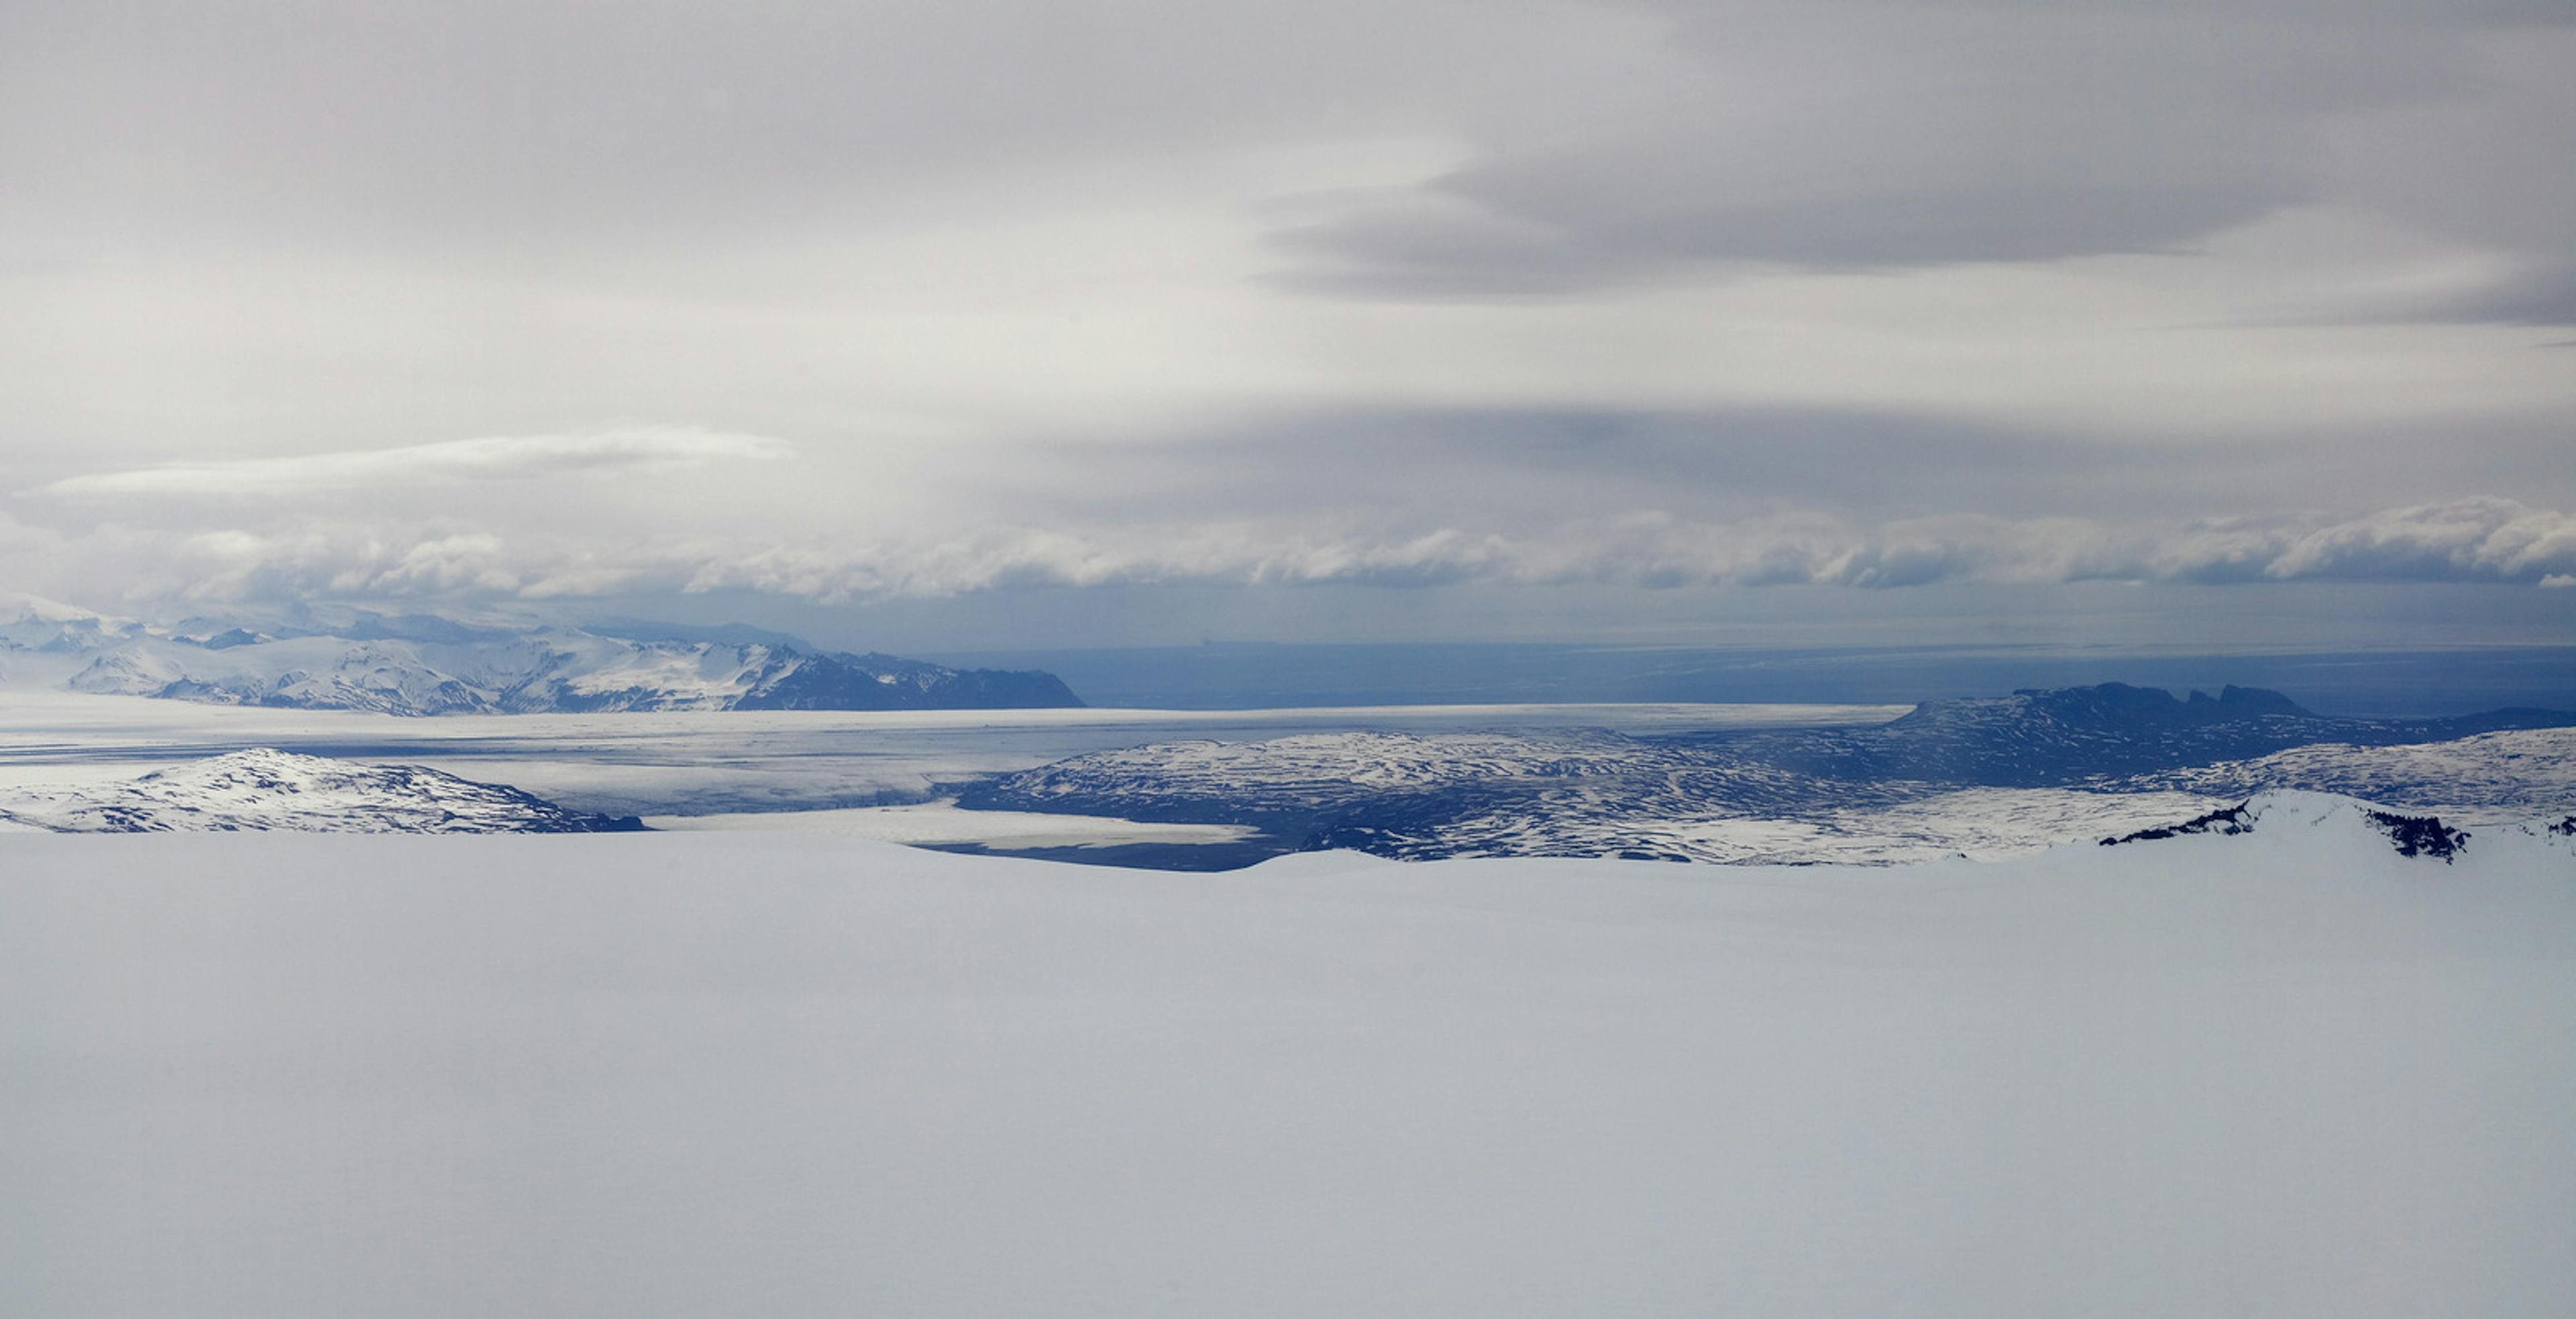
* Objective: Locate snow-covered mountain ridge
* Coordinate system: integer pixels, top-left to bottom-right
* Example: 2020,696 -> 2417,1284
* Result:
0,597 -> 1080,714
0,749 -> 645,833
1707,681 -> 2576,785
0,590 -> 149,652
2098,790 -> 2517,861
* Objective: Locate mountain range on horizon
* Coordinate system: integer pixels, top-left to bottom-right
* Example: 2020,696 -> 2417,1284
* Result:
0,592 -> 1082,715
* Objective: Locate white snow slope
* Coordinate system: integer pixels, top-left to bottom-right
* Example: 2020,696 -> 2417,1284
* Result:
6,794 -> 2573,1318
0,748 -> 635,833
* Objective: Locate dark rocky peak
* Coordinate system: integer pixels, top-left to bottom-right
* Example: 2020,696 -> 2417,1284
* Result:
2364,809 -> 2469,862
2021,682 -> 2194,727
1982,682 -> 2314,731
2101,802 -> 2257,845
2104,796 -> 2471,862
2199,685 -> 2310,719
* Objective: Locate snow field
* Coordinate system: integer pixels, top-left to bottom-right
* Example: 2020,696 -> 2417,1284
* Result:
4,812 -> 2573,1317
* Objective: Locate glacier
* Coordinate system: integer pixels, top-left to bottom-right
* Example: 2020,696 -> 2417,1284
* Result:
4,806 -> 2573,1317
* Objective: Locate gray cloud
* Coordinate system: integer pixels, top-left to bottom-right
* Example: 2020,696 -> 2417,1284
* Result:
2418,268 -> 2576,328
1,1 -> 2571,646
0,0 -> 1546,259
38,427 -> 790,499
990,406 -> 2576,529
1268,1 -> 2540,297
2301,25 -> 2576,328
12,0 -> 2553,291
1277,171 -> 2302,300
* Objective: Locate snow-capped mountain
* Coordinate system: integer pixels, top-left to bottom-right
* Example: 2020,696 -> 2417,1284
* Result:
958,684 -> 2576,863
0,591 -> 148,654
0,748 -> 645,833
2108,727 -> 2576,820
0,596 -> 1080,714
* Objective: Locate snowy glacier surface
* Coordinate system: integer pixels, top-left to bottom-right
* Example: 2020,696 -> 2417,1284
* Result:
6,807 -> 2574,1318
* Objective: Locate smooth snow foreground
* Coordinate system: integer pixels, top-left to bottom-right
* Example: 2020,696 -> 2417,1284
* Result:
6,804 -> 2573,1318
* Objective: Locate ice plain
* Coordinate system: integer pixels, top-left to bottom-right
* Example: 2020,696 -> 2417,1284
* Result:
0,688 -> 1907,816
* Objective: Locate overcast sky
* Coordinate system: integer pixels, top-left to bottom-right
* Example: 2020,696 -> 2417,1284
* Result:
4,0 -> 2573,647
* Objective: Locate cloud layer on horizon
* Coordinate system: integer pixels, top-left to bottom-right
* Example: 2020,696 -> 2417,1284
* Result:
8,480 -> 2575,615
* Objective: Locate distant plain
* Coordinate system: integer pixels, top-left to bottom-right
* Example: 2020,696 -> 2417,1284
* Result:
0,689 -> 1903,818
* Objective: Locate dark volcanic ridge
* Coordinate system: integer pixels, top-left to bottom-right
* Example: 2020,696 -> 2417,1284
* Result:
2103,798 -> 2472,862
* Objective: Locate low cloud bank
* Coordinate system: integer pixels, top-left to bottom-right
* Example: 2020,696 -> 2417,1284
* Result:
40,428 -> 790,499
6,498 -> 2574,613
